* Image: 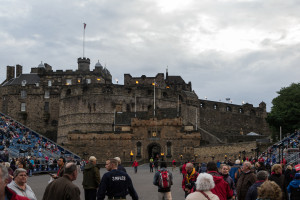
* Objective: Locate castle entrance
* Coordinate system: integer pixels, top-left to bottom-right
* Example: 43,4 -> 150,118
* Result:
147,143 -> 161,160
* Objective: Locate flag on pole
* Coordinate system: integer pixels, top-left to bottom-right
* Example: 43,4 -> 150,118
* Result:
84,23 -> 86,29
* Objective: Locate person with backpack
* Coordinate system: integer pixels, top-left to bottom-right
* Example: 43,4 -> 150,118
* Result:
153,161 -> 173,200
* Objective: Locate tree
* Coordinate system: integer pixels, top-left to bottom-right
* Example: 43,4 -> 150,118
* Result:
266,83 -> 300,141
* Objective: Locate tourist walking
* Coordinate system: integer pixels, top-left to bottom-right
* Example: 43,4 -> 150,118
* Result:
185,173 -> 219,200
82,156 -> 101,200
182,163 -> 199,197
153,161 -> 173,200
132,160 -> 138,173
97,158 -> 138,200
42,162 -> 81,200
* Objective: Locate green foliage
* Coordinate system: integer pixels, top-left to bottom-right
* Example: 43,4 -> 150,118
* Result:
267,83 -> 300,140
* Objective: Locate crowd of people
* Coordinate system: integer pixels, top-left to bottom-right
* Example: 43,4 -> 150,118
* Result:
0,114 -> 64,160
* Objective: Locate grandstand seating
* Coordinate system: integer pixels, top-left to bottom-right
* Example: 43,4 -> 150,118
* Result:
259,131 -> 300,165
0,112 -> 80,161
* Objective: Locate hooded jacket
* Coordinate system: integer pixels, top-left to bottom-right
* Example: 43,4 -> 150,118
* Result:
287,177 -> 300,200
208,171 -> 233,200
82,162 -> 101,189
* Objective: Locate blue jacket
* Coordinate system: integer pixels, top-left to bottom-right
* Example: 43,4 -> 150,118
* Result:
97,169 -> 138,200
287,179 -> 300,193
229,165 -> 240,183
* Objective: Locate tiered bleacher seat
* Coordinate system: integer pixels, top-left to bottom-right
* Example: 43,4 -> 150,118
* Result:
0,112 -> 80,161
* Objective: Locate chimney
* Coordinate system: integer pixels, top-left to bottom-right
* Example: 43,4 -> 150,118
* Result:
6,66 -> 15,81
16,64 -> 23,77
77,57 -> 90,71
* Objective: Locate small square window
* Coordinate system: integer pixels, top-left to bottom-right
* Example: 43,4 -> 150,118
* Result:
21,103 -> 26,112
21,90 -> 27,99
44,91 -> 50,98
86,79 -> 91,84
66,79 -> 72,85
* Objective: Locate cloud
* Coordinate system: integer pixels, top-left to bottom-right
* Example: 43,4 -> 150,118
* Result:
1,0 -> 300,111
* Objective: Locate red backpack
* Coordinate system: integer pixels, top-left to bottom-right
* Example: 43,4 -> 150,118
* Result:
158,170 -> 170,188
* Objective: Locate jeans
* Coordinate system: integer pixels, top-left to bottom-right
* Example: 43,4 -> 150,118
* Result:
158,192 -> 172,200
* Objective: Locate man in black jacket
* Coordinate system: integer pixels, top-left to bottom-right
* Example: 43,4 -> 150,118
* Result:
245,170 -> 268,200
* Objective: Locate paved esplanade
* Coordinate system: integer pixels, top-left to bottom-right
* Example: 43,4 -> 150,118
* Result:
27,164 -> 185,200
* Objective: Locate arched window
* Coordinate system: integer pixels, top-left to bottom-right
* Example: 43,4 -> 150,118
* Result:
226,106 -> 232,112
66,89 -> 71,96
167,142 -> 172,156
137,142 -> 142,157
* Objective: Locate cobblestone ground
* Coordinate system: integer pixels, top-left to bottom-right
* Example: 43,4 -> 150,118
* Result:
27,164 -> 186,200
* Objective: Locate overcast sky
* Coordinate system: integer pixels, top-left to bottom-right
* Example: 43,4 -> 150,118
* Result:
1,0 -> 300,111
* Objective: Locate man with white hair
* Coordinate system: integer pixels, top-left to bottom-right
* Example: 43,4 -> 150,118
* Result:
82,156 -> 101,200
42,162 -> 80,200
114,157 -> 126,173
182,163 -> 199,197
186,173 -> 219,200
236,161 -> 257,200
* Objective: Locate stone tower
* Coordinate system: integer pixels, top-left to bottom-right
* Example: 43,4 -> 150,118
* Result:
77,57 -> 90,71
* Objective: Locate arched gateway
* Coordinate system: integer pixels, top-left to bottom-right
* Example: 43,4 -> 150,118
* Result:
147,143 -> 161,160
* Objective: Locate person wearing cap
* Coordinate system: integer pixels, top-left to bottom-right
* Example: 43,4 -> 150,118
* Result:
7,168 -> 37,200
82,156 -> 101,200
114,157 -> 127,173
287,172 -> 300,200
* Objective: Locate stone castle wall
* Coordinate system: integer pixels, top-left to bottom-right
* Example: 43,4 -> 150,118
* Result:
194,141 -> 257,162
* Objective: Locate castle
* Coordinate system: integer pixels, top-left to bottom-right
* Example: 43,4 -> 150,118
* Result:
0,58 -> 271,162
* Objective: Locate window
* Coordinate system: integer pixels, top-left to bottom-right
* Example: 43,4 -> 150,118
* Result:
21,80 -> 27,86
86,79 -> 91,84
44,91 -> 50,98
44,102 -> 49,112
21,103 -> 26,112
213,104 -> 217,110
239,108 -> 244,113
48,80 -> 52,87
21,90 -> 27,99
137,142 -> 141,157
167,142 -> 172,156
226,106 -> 232,112
66,79 -> 72,85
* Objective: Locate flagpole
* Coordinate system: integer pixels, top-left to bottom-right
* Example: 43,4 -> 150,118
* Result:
83,23 -> 86,58
154,79 -> 156,117
135,94 -> 137,118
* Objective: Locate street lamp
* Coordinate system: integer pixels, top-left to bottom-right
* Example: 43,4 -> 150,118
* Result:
130,150 -> 134,161
224,155 -> 227,161
161,152 -> 164,161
